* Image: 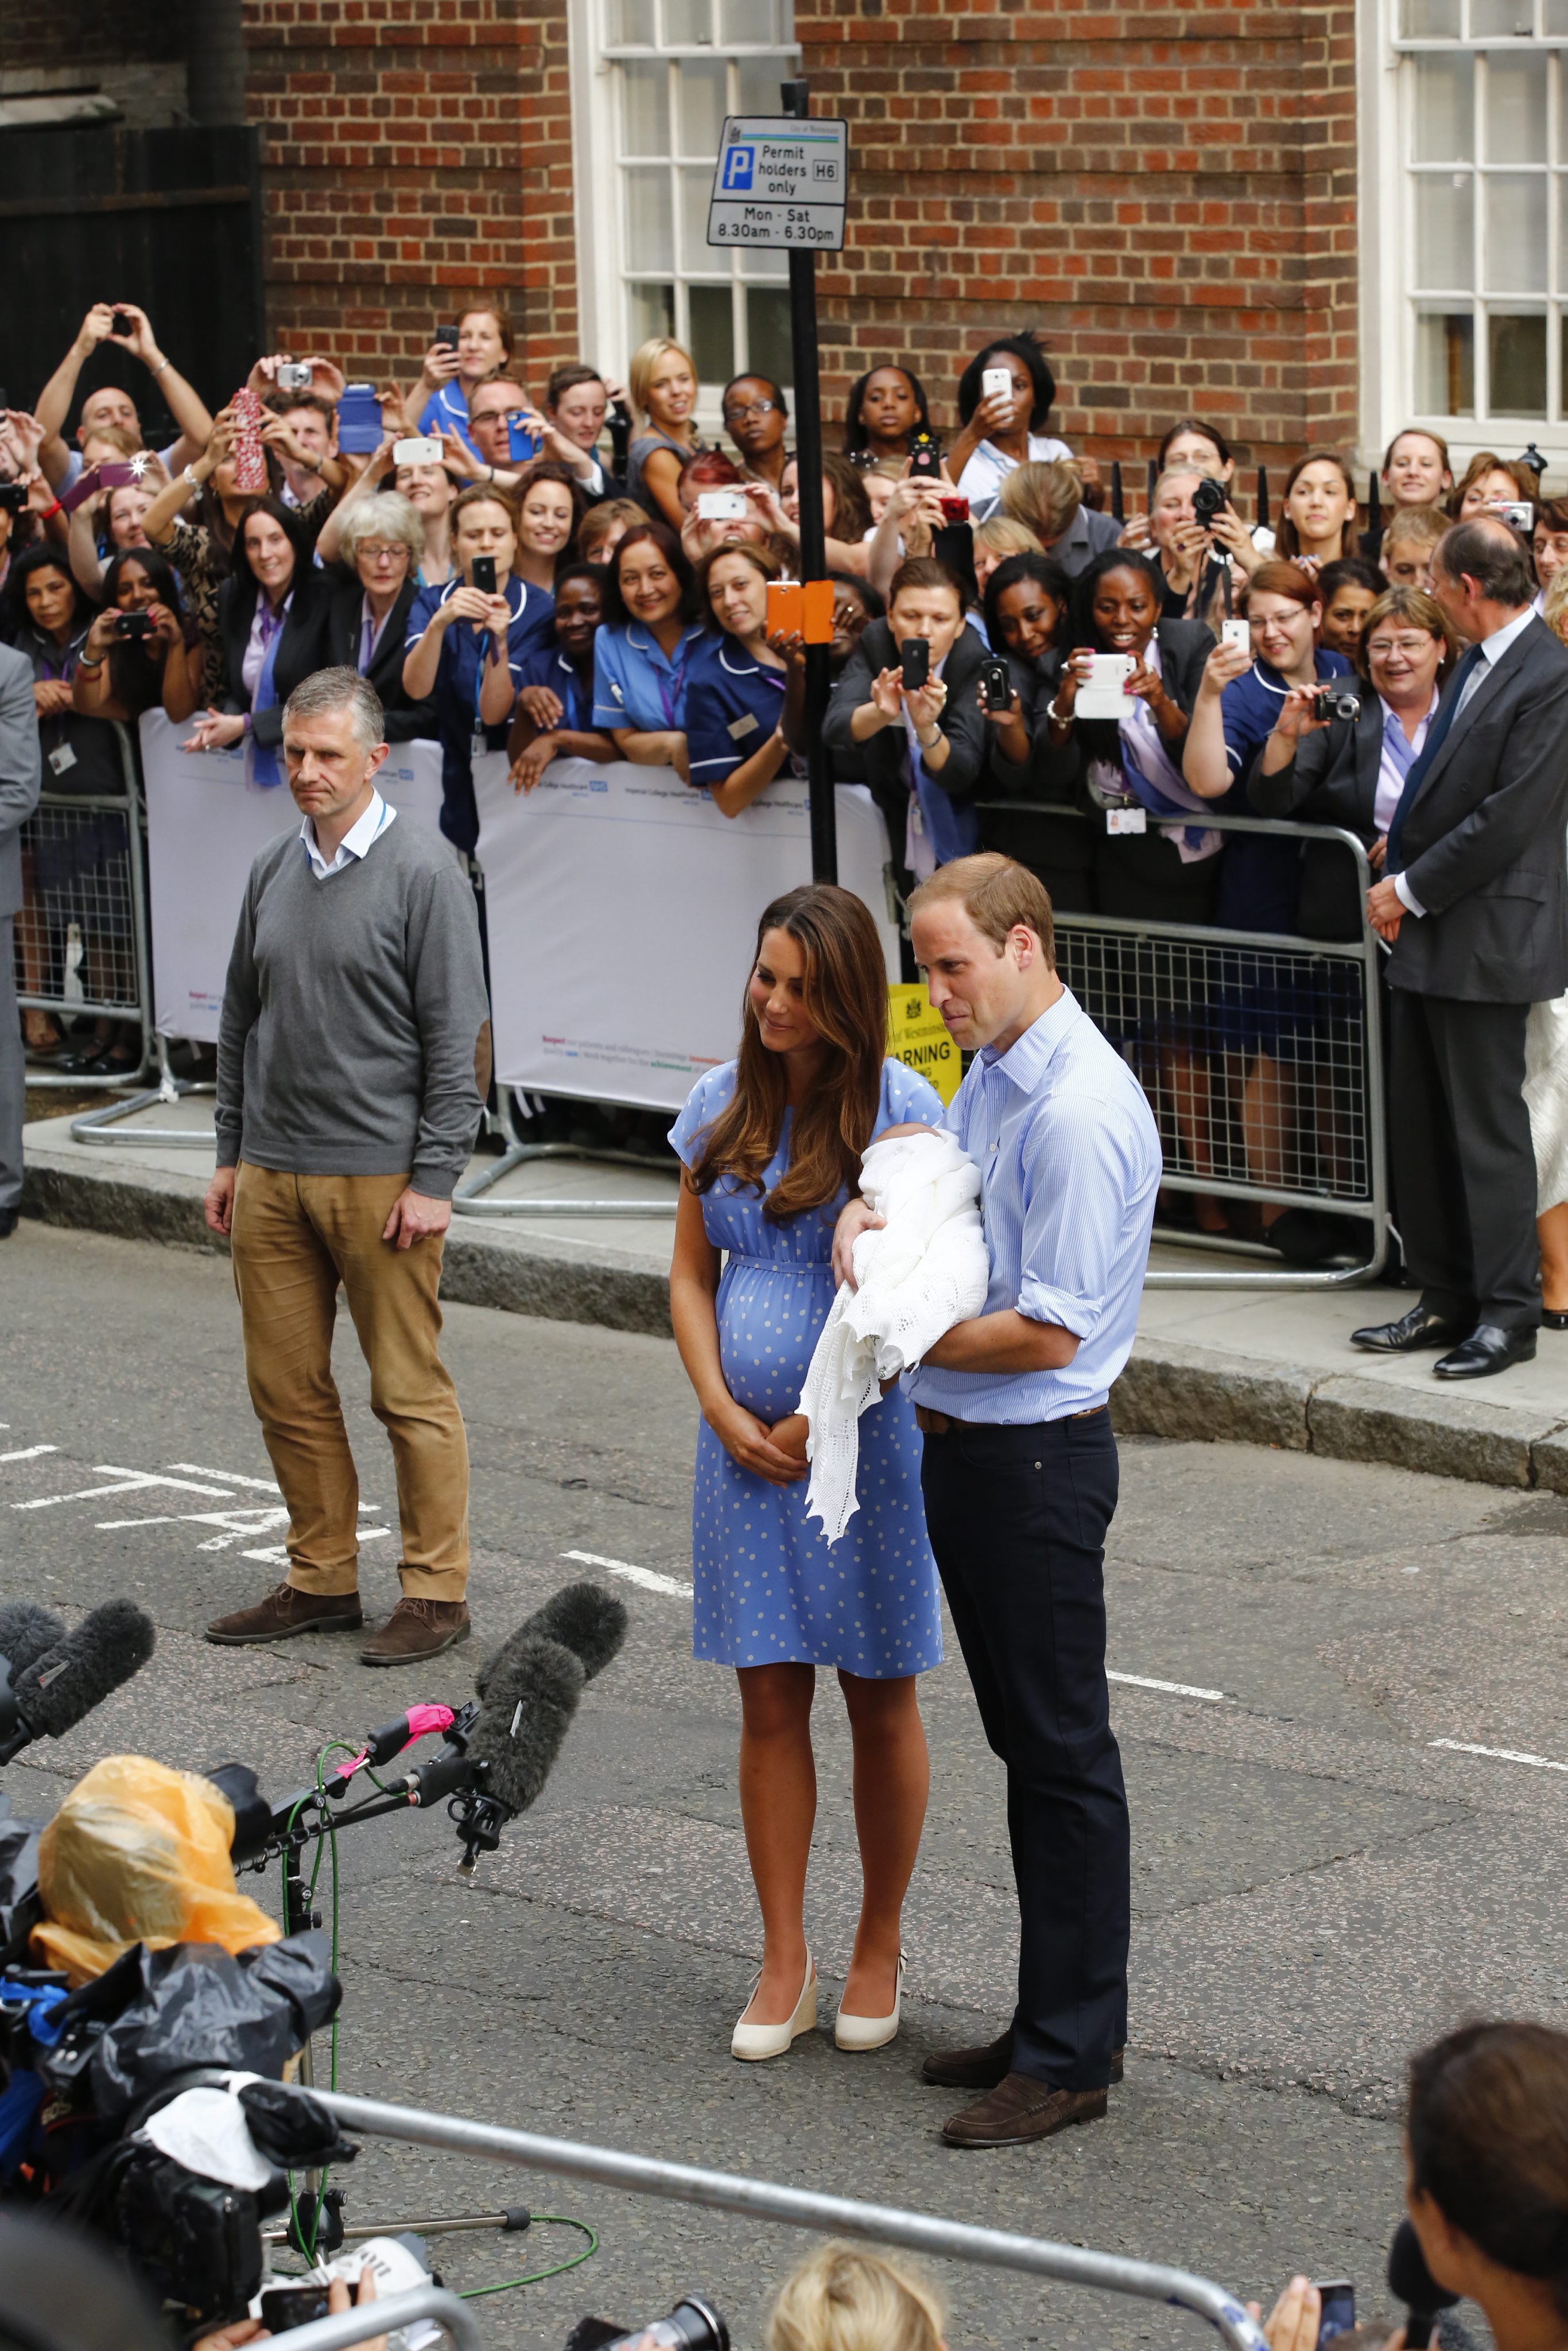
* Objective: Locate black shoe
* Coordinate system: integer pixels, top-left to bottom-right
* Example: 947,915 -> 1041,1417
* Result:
1266,1208 -> 1341,1266
1544,1310 -> 1568,1331
922,2030 -> 1123,2089
0,1211 -> 17,1239
1433,1324 -> 1538,1380
1351,1304 -> 1470,1354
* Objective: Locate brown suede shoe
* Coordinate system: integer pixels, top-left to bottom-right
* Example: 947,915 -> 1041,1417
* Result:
207,1581 -> 363,1646
923,2032 -> 1123,2089
941,2073 -> 1109,2148
360,1596 -> 471,1667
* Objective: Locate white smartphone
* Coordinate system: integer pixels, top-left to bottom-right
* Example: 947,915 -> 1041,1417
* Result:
394,436 -> 443,466
1221,618 -> 1251,655
981,366 -> 1013,405
696,488 -> 748,520
1076,653 -> 1136,718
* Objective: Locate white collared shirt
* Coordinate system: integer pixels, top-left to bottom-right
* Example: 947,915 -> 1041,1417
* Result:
1392,606 -> 1536,917
298,788 -> 397,880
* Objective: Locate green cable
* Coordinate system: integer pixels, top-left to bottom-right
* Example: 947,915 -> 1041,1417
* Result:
456,2216 -> 600,2299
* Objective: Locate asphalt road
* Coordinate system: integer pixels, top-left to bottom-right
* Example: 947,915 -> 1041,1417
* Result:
5,1223 -> 1562,2351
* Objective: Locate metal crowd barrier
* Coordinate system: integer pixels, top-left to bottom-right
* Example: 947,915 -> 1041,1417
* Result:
17,721 -> 154,1091
306,2089 -> 1269,2351
976,807 -> 1389,1291
452,1077 -> 680,1220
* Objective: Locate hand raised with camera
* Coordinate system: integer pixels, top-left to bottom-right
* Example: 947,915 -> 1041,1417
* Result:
1206,502 -> 1265,576
766,625 -> 807,672
903,673 -> 948,736
1197,637 -> 1252,700
421,337 -> 463,387
75,303 -> 117,356
1270,681 -> 1331,743
977,680 -> 1026,728
1117,513 -> 1156,553
436,428 -> 484,482
442,584 -> 507,633
106,302 -> 160,368
868,664 -> 907,726
2,411 -> 45,475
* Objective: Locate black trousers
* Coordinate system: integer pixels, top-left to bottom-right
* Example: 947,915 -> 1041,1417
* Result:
921,1409 -> 1128,2090
1388,989 -> 1540,1330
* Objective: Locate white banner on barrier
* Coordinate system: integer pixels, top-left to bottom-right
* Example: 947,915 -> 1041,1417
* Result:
139,713 -> 448,1043
474,755 -> 898,1114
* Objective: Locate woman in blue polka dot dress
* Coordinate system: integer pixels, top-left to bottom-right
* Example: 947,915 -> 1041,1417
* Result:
670,883 -> 946,2064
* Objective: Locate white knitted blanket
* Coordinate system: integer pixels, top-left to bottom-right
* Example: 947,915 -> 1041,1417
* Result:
800,1130 -> 990,1545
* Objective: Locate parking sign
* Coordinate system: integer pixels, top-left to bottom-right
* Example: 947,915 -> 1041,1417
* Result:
707,116 -> 848,251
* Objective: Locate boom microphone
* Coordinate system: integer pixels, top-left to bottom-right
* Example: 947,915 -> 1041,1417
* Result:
476,1579 -> 628,1694
0,1603 -> 67,1681
0,1598 -> 156,1763
1388,2218 -> 1458,2350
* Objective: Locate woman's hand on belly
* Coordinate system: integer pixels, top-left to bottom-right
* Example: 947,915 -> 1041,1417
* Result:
705,1394 -> 810,1485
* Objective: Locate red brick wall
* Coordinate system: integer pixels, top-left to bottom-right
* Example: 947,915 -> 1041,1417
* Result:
242,0 -> 580,397
797,0 -> 1363,478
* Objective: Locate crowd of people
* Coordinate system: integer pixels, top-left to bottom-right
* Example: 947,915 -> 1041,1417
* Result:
5,302 -> 1568,1322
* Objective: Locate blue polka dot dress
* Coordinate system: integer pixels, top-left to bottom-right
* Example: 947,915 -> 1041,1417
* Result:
669,1058 -> 947,1678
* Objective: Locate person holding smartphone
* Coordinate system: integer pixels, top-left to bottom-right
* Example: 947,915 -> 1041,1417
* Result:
71,545 -> 201,729
946,332 -> 1074,517
402,484 -> 553,854
823,557 -> 988,897
407,306 -> 515,460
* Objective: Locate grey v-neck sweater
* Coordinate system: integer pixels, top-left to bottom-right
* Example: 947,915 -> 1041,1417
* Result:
215,819 -> 490,1198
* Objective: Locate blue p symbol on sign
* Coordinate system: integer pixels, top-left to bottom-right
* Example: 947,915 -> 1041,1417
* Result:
722,146 -> 754,191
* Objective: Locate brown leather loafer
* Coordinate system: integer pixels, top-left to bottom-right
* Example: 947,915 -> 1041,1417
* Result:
360,1596 -> 471,1666
923,2031 -> 1123,2089
941,2073 -> 1109,2148
207,1581 -> 363,1646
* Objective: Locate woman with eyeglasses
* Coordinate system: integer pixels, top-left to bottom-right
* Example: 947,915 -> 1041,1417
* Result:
722,374 -> 790,495
325,494 -> 437,740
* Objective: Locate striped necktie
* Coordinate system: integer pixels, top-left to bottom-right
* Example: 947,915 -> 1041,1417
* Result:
1386,642 -> 1481,871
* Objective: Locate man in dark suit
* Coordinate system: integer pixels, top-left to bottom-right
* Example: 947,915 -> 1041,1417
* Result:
1355,519 -> 1568,1378
0,645 -> 42,1239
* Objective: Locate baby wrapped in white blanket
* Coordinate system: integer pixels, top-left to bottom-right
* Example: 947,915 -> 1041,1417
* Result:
799,1127 -> 990,1544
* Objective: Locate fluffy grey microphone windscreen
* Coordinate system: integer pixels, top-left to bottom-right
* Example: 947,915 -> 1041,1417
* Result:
475,1580 -> 628,1702
465,1635 -> 586,1818
0,1603 -> 67,1681
13,1597 -> 157,1739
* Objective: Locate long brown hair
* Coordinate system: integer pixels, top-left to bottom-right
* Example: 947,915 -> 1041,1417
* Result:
692,886 -> 888,1223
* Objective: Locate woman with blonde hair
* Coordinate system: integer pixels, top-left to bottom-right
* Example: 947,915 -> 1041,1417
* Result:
669,886 -> 944,2062
768,2244 -> 945,2351
972,511 -> 1042,602
996,458 -> 1121,575
626,337 -> 703,532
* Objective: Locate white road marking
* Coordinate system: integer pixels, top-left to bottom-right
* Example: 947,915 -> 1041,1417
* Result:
561,1548 -> 694,1599
14,1467 -> 234,1510
238,1528 -> 391,1568
168,1462 -> 282,1493
1430,1737 -> 1568,1773
0,1445 -> 59,1464
1108,1671 -> 1226,1702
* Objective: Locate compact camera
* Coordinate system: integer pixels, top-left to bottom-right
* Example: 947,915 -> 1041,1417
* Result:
1501,499 -> 1534,533
275,361 -> 314,395
112,611 -> 156,639
1191,475 -> 1229,525
1312,687 -> 1361,723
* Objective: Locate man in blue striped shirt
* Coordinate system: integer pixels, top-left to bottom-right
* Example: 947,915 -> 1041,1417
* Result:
835,852 -> 1159,2147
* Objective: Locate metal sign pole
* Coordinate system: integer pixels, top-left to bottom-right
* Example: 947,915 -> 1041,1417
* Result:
781,77 -> 836,884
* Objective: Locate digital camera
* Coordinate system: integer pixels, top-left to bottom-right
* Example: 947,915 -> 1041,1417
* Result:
1312,688 -> 1361,723
1191,475 -> 1229,525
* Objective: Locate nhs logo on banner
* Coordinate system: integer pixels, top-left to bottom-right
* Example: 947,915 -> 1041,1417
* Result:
721,146 -> 754,191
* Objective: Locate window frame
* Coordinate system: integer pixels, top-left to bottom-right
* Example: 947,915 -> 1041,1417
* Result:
566,0 -> 800,429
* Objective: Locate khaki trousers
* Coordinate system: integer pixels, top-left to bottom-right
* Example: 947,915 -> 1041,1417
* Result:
230,1164 -> 468,1600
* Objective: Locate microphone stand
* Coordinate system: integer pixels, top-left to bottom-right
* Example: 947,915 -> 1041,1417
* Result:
239,1727 -> 529,2263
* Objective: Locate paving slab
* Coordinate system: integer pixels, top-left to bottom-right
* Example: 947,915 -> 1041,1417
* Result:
20,1100 -> 1568,1486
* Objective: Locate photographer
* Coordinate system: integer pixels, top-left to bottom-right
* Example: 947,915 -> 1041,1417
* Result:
263,388 -> 348,504
448,375 -> 540,494
997,461 -> 1121,579
408,305 -> 515,459
822,556 -> 987,892
34,303 -> 212,494
71,546 -> 203,730
975,552 -> 1086,907
840,363 -> 933,466
325,495 -> 437,742
1449,452 -> 1536,522
947,331 -> 1073,515
1135,465 -> 1266,626
508,561 -> 616,793
315,425 -> 459,591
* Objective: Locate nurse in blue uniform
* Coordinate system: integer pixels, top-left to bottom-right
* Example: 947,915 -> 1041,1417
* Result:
685,544 -> 798,817
669,885 -> 944,2062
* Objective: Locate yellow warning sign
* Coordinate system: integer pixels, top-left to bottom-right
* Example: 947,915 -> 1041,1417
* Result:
886,982 -> 961,1104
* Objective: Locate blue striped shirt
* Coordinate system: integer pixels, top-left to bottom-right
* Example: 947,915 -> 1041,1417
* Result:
906,987 -> 1161,1425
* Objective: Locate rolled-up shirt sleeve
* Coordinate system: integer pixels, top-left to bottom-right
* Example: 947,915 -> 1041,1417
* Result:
1014,1093 -> 1141,1337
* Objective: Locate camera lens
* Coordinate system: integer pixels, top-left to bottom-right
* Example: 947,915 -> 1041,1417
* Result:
666,2299 -> 729,2351
1191,477 -> 1227,523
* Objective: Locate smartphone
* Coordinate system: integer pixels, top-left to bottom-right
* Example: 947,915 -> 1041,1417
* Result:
470,554 -> 498,596
96,461 -> 137,490
506,414 -> 542,464
112,611 -> 156,638
434,323 -> 460,351
1076,652 -> 1136,717
801,578 -> 835,644
766,580 -> 804,636
939,495 -> 971,525
696,488 -> 748,521
260,2282 -> 359,2335
909,435 -> 942,480
1313,2283 -> 1354,2348
231,386 -> 268,492
980,655 -> 1012,712
0,482 -> 28,515
900,636 -> 930,690
275,360 -> 314,394
1221,618 -> 1251,655
981,366 -> 1013,405
337,381 -> 383,455
111,308 -> 135,336
394,436 -> 443,467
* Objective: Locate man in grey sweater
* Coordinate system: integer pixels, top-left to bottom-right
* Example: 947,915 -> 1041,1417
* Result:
204,667 -> 491,1665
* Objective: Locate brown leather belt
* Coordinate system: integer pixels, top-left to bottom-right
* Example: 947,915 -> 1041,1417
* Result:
915,1405 -> 1105,1436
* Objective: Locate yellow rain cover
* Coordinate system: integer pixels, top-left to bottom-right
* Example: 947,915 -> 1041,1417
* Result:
32,1754 -> 280,1985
